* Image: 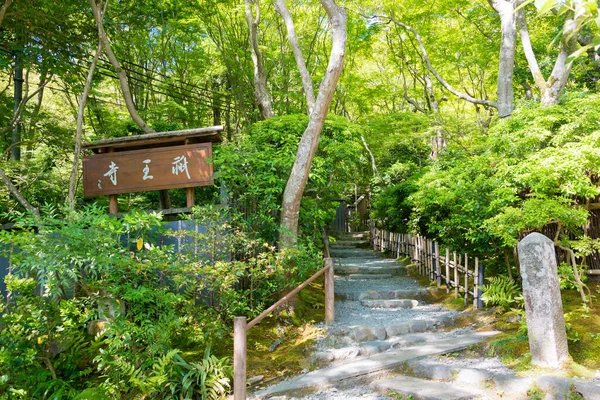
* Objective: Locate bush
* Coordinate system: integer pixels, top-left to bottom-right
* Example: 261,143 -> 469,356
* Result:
0,204 -> 320,398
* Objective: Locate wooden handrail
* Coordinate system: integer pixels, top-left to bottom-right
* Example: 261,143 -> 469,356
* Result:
247,259 -> 333,330
234,255 -> 335,400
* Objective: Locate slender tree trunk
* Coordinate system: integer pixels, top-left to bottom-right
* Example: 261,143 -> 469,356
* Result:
488,0 -> 516,117
68,41 -> 102,209
243,0 -> 274,119
89,0 -> 154,133
361,136 -> 381,181
11,53 -> 23,161
275,0 -> 316,114
0,0 -> 11,28
280,0 -> 347,248
540,17 -> 578,106
518,8 -> 580,106
0,165 -> 39,217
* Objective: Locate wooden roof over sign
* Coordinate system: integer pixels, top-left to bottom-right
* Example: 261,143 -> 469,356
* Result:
82,125 -> 224,153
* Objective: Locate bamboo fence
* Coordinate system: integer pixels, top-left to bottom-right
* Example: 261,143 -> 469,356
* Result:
370,227 -> 484,309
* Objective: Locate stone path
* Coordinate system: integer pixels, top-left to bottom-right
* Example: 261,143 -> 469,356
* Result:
251,232 -> 600,400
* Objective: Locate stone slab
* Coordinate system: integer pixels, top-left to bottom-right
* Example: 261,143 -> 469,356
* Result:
347,274 -> 393,280
360,288 -> 430,300
360,299 -> 419,309
253,331 -> 499,398
371,376 -> 481,400
335,266 -> 403,276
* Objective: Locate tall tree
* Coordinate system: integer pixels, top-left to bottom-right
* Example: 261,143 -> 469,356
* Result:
68,41 -> 102,209
487,0 -> 517,117
517,5 -> 582,105
275,0 -> 316,115
280,0 -> 347,247
244,0 -> 275,119
89,0 -> 155,134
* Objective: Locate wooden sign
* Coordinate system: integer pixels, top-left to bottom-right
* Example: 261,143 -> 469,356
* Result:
83,143 -> 213,197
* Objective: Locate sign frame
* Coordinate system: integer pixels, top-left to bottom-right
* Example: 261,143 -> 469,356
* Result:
83,143 -> 213,197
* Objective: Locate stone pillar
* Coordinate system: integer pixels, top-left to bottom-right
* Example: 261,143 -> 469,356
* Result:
517,232 -> 569,368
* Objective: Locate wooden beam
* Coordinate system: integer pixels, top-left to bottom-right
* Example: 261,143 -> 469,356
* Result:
82,125 -> 224,151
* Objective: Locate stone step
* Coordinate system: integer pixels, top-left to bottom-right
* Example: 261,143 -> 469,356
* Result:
335,232 -> 369,239
360,299 -> 419,309
345,273 -> 393,280
252,331 -> 500,398
331,248 -> 379,256
336,258 -> 401,268
331,239 -> 369,247
371,376 -> 482,400
406,358 -> 600,399
360,288 -> 430,300
313,332 -> 451,365
331,316 -> 455,342
334,265 -> 403,276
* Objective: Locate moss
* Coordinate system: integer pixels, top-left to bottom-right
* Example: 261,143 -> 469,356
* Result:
243,279 -> 327,382
561,282 -> 600,371
526,383 -> 545,400
480,281 -> 600,374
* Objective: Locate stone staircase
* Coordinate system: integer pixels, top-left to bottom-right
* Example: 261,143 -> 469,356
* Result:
250,232 -> 600,400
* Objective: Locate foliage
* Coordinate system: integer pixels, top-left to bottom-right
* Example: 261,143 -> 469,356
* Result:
216,114 -> 368,243
481,276 -> 524,310
0,204 -> 320,398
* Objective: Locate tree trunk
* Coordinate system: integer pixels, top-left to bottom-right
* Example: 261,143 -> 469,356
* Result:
243,0 -> 274,120
68,41 -> 102,209
89,0 -> 154,134
488,0 -> 516,117
0,0 -> 12,28
518,8 -> 580,106
275,0 -> 316,114
0,164 -> 39,217
280,0 -> 347,248
11,53 -> 23,161
540,17 -> 578,106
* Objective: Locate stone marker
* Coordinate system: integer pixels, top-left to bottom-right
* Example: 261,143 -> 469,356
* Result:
517,232 -> 568,368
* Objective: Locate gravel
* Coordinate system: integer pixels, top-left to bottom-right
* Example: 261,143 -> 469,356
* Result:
413,355 -> 514,375
284,386 -> 394,400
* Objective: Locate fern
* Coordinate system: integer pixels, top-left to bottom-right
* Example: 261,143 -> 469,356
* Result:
481,275 -> 524,310
165,347 -> 232,400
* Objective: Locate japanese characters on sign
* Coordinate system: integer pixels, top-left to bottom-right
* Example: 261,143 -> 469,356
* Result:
83,143 -> 213,197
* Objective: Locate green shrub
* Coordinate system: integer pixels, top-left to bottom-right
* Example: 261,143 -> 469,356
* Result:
0,204 -> 320,398
481,275 -> 524,310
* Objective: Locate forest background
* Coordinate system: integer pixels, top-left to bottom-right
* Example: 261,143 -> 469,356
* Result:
1,0 -> 600,398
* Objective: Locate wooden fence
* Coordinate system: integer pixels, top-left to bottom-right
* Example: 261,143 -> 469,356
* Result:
370,228 -> 484,309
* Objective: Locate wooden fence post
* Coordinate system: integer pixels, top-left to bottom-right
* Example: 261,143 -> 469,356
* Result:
445,248 -> 450,293
324,258 -> 335,325
233,317 -> 247,400
453,252 -> 459,299
464,253 -> 469,307
476,257 -> 484,309
473,257 -> 479,310
435,241 -> 441,287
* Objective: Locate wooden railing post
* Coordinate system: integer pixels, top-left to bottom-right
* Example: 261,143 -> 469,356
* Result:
233,317 -> 247,400
324,257 -> 335,325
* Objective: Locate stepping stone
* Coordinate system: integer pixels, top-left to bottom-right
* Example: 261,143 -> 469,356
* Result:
252,331 -> 499,398
371,376 -> 481,400
360,299 -> 419,309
